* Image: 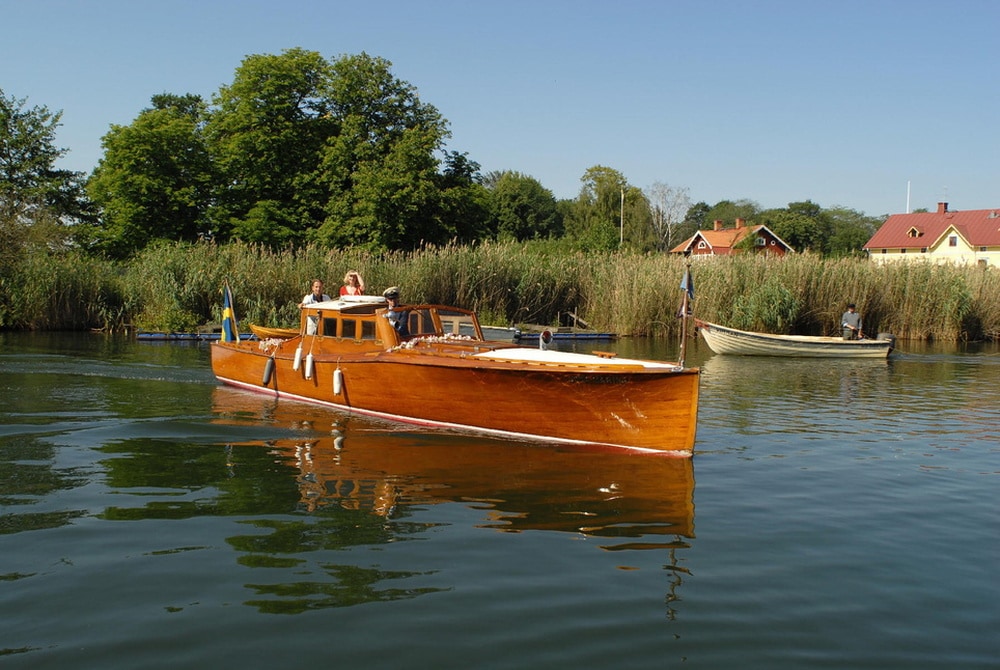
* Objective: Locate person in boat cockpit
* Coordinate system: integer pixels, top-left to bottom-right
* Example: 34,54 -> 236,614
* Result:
301,279 -> 331,307
340,270 -> 365,296
383,286 -> 409,338
301,279 -> 331,335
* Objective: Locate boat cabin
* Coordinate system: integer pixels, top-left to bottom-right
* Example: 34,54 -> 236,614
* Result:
300,295 -> 485,348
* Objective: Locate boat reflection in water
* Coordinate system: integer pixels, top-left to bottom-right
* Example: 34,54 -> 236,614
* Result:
212,386 -> 695,546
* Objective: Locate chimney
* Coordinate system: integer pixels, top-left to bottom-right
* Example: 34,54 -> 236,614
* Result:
735,218 -> 745,228
937,202 -> 948,214
713,219 -> 723,231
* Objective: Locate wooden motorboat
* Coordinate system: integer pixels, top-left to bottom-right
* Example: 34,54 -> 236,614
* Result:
211,294 -> 700,455
696,319 -> 895,358
211,386 -> 696,538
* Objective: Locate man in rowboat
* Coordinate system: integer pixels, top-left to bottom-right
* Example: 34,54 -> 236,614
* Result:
841,303 -> 863,340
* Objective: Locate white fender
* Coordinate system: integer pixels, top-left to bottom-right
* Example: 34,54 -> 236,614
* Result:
262,357 -> 275,386
292,343 -> 303,370
304,353 -> 314,380
333,367 -> 343,395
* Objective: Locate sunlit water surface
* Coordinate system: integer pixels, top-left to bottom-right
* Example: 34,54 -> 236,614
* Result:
1,332 -> 997,669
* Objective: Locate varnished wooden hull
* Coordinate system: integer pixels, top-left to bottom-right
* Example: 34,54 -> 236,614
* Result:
211,339 -> 699,455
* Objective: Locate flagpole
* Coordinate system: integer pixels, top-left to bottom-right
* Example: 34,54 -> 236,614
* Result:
678,295 -> 688,367
678,263 -> 691,368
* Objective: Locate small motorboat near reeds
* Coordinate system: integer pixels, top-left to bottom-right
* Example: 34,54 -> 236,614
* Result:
696,319 -> 895,358
211,286 -> 700,456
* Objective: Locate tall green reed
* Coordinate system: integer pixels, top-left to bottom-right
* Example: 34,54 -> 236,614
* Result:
1,240 -> 997,341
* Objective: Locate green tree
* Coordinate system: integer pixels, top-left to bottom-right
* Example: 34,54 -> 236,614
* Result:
438,151 -> 492,242
485,170 -> 561,241
697,199 -> 761,229
314,53 -> 451,250
761,200 -> 831,254
563,165 -> 627,251
0,88 -> 90,258
86,94 -> 214,257
204,48 -> 335,246
682,201 -> 712,235
826,206 -> 882,257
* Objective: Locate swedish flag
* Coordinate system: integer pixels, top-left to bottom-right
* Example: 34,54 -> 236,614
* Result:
222,283 -> 240,343
680,268 -> 694,302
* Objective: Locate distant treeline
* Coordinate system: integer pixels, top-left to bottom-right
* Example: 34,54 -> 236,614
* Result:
1,241 -> 997,342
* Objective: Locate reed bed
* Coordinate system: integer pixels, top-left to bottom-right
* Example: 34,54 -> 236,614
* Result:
0,251 -> 127,331
1,241 -> 997,341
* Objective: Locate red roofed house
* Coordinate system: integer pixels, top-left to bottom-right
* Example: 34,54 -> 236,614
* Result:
670,218 -> 794,257
864,202 -> 1000,266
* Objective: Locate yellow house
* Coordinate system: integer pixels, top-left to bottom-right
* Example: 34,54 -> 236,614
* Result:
864,202 -> 1000,266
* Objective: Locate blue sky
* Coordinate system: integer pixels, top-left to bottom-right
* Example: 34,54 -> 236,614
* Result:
3,0 -> 997,217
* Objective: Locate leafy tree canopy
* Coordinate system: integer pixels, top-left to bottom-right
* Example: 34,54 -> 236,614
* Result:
563,165 -> 628,250
313,52 -> 458,250
0,88 -> 90,264
760,200 -> 832,254
9,52 -> 888,260
485,170 -> 561,241
85,49 -> 484,253
204,48 -> 336,245
825,206 -> 883,258
85,93 -> 214,257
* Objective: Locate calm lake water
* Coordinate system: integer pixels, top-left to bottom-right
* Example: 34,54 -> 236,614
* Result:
1,332 -> 997,669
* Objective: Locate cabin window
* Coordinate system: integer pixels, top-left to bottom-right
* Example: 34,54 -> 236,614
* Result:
322,317 -> 338,336
439,309 -> 477,337
361,321 -> 376,340
949,236 -> 958,247
341,319 -> 357,340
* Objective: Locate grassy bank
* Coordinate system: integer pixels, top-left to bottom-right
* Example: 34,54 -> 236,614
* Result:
2,241 -> 998,341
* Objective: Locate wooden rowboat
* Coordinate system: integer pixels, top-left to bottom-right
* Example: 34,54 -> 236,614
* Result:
696,319 -> 895,358
211,294 -> 700,455
249,324 -> 299,339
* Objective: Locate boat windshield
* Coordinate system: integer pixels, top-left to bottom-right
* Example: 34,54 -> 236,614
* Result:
397,307 -> 482,339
